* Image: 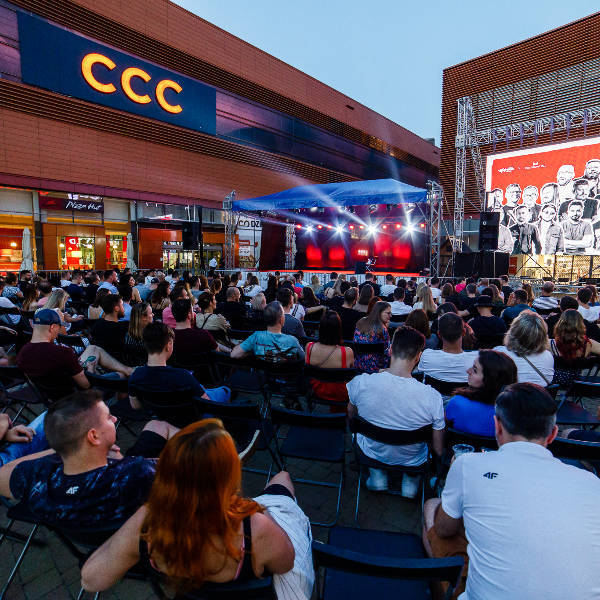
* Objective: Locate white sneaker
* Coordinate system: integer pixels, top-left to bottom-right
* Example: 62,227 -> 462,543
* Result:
401,473 -> 420,499
366,468 -> 388,491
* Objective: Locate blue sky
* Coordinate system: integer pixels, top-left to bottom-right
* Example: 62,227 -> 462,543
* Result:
173,1 -> 599,145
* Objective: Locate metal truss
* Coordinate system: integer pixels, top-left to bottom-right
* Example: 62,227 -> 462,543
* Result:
223,190 -> 236,270
427,180 -> 444,277
284,224 -> 296,270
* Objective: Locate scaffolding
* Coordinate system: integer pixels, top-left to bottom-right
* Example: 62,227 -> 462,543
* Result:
427,180 -> 446,277
223,190 -> 236,270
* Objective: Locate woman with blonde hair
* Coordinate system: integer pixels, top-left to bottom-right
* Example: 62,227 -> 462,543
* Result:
412,284 -> 436,319
494,310 -> 554,386
81,420 -> 314,598
310,274 -> 322,295
44,288 -> 84,331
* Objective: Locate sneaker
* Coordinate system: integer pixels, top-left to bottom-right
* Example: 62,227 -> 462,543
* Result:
401,473 -> 420,499
366,468 -> 388,491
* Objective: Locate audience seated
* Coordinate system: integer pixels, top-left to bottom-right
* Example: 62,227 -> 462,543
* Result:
413,283 -> 437,319
231,301 -> 304,361
123,302 -> 152,366
0,390 -> 177,528
546,295 -> 579,338
217,286 -> 247,330
468,295 -> 507,347
499,274 -> 513,302
379,274 -> 396,297
98,269 -> 118,294
300,286 -> 325,319
337,287 -> 362,340
64,270 -> 85,303
405,308 -> 439,349
424,383 -> 600,600
81,420 -> 314,599
353,301 -> 392,373
359,273 -> 381,296
501,289 -> 535,324
577,286 -> 600,323
129,322 -> 230,414
348,326 -> 444,495
277,287 -> 306,338
445,350 -> 517,436
0,412 -> 48,467
150,280 -> 171,312
389,286 -> 412,318
494,311 -> 554,386
243,274 -> 263,297
161,284 -> 189,328
480,285 -> 504,314
91,294 -> 128,358
531,281 -> 559,311
354,283 -> 373,313
246,292 -> 267,330
117,284 -> 133,321
87,288 -> 109,320
196,291 -> 231,342
305,311 -> 354,412
417,313 -> 476,382
172,298 -> 226,359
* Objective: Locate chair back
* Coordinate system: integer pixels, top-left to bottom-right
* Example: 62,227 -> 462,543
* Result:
549,436 -> 600,461
423,375 -> 466,397
26,373 -> 76,404
86,372 -> 129,394
445,427 -> 497,451
349,415 -> 432,446
169,353 -> 217,386
129,383 -> 201,428
303,364 -> 360,383
474,333 -> 505,349
228,329 -> 254,341
270,405 -> 347,430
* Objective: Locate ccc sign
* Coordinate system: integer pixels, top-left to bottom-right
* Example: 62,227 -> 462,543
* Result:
81,53 -> 183,114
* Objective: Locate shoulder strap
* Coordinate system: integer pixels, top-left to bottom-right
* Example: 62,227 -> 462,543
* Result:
340,345 -> 347,368
238,517 -> 255,580
306,341 -> 314,362
521,353 -> 551,386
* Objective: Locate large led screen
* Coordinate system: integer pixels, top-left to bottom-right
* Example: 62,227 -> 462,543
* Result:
485,136 -> 600,255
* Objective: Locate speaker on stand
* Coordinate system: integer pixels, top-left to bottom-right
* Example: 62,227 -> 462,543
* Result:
478,211 -> 500,251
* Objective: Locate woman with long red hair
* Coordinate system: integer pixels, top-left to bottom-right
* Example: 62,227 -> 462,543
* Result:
82,419 -> 314,598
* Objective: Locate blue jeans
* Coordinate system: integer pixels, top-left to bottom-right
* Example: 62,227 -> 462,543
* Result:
204,386 -> 231,404
0,412 -> 49,467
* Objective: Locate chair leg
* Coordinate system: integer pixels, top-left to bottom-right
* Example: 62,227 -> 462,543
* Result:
0,519 -> 15,548
0,523 -> 39,599
354,469 -> 362,525
76,588 -> 86,600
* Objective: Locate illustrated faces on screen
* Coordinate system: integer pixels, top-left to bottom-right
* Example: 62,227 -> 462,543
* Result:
557,165 -> 575,186
541,203 -> 557,222
574,180 -> 590,200
568,201 -> 584,223
505,184 -> 521,206
515,205 -> 530,224
584,159 -> 600,181
522,186 -> 539,207
541,183 -> 559,205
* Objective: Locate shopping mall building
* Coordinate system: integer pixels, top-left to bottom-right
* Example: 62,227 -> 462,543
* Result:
0,0 -> 438,273
441,11 -> 600,278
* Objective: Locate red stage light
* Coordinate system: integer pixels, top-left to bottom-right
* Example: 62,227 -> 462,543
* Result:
395,223 -> 402,229
327,225 -> 332,229
382,224 -> 388,230
419,223 -> 426,229
317,225 -> 323,229
296,224 -> 302,229
359,225 -> 364,229
349,225 -> 354,230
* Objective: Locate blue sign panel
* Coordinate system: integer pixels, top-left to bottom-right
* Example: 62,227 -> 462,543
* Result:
17,12 -> 216,135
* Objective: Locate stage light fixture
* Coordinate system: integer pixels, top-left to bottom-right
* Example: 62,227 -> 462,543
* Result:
336,225 -> 344,234
367,225 -> 377,235
395,223 -> 402,230
349,225 -> 355,230
382,224 -> 388,230
406,224 -> 416,234
359,225 -> 365,230
419,223 -> 426,229
327,225 -> 332,229
296,224 -> 302,229
306,225 -> 314,233
317,225 -> 323,229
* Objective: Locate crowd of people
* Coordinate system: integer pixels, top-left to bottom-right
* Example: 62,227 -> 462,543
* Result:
0,266 -> 600,598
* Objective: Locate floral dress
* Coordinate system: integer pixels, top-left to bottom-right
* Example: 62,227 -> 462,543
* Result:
352,327 -> 391,373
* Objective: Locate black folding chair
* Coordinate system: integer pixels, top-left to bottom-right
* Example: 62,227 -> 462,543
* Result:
211,352 -> 268,403
312,526 -> 464,600
556,378 -> 600,427
422,375 -> 467,397
549,436 -> 600,474
349,342 -> 386,373
302,320 -> 321,336
473,333 -> 505,349
349,416 -> 433,523
270,405 -> 347,527
445,427 -> 497,452
228,329 -> 255,342
169,353 -> 219,386
303,364 -> 359,411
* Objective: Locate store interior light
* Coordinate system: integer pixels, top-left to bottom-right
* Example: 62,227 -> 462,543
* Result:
10,242 -> 17,247
59,243 -> 65,248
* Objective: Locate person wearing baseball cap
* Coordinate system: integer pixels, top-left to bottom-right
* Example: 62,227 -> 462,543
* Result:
468,294 -> 507,348
17,309 -> 132,401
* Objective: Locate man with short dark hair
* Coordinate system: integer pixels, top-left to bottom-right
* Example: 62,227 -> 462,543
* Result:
91,294 -> 127,357
417,313 -> 476,383
135,274 -> 152,301
323,272 -> 338,291
380,274 -> 396,297
0,390 -> 178,528
359,273 -> 381,296
424,383 -> 600,600
277,287 -> 306,339
562,198 -> 594,253
429,277 -> 442,303
18,270 -> 32,293
98,270 -> 118,294
531,281 -> 559,311
577,287 -> 600,323
501,289 -> 535,323
510,205 -> 542,254
217,286 -> 246,329
171,298 -> 224,358
347,326 -> 444,495
65,270 -> 85,303
390,287 -> 412,318
231,301 -> 304,361
337,287 -> 361,340
117,284 -> 133,321
129,322 -> 230,415
500,275 -> 513,303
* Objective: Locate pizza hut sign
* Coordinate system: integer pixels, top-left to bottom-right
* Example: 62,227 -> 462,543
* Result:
40,196 -> 104,213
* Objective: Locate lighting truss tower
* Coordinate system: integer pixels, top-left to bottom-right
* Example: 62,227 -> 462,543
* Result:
427,181 -> 445,277
284,223 -> 296,270
223,190 -> 236,270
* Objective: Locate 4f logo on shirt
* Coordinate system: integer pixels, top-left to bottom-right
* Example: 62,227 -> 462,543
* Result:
483,472 -> 498,479
65,486 -> 79,495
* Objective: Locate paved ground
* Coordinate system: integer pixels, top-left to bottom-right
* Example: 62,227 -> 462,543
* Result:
1,388 -> 597,600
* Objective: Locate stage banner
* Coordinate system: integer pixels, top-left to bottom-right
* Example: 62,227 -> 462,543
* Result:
485,136 -> 600,256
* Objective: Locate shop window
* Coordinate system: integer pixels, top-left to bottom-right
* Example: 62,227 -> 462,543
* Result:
106,235 -> 127,270
0,228 -> 23,272
59,236 -> 95,270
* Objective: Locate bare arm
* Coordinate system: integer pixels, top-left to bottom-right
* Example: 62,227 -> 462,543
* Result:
347,403 -> 357,419
81,506 -> 145,591
73,370 -> 91,389
230,344 -> 248,359
0,449 -> 55,500
252,512 -> 295,575
433,502 -> 462,538
432,429 -> 444,457
129,395 -> 142,410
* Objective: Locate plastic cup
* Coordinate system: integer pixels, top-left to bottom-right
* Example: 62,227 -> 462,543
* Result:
452,443 -> 475,458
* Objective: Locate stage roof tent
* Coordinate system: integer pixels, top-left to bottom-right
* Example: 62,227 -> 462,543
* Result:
231,178 -> 428,211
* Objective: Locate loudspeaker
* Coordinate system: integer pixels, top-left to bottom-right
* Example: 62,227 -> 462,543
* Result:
478,211 -> 500,251
355,261 -> 366,275
454,251 -> 509,278
182,222 -> 200,250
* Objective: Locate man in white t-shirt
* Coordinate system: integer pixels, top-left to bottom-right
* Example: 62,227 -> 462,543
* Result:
577,287 -> 600,322
418,313 -> 476,383
390,287 -> 412,318
379,274 -> 397,297
430,276 -> 442,303
423,383 -> 600,600
347,326 -> 444,497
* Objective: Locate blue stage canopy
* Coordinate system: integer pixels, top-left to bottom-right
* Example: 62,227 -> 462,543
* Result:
231,178 -> 427,211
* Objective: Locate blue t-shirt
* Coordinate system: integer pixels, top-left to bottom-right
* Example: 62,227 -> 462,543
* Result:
240,330 -> 305,361
445,394 -> 495,437
135,284 -> 152,301
9,454 -> 156,528
502,303 -> 535,321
